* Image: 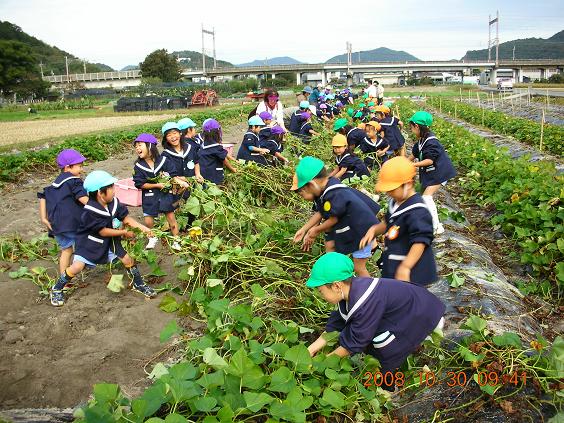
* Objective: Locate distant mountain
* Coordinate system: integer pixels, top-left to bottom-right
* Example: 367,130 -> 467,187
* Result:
171,50 -> 234,69
0,21 -> 114,74
237,56 -> 303,67
326,47 -> 420,63
121,65 -> 140,71
463,30 -> 564,60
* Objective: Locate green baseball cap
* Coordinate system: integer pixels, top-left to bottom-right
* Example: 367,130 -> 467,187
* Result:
333,118 -> 348,131
306,253 -> 355,287
346,108 -> 354,117
354,111 -> 362,118
291,156 -> 325,191
368,101 -> 375,107
384,101 -> 393,108
409,111 -> 433,127
359,103 -> 366,108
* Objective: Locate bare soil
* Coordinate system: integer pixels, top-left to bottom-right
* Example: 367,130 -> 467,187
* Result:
0,122 -> 245,411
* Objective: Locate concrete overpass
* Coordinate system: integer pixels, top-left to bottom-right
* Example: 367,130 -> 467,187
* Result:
43,59 -> 564,88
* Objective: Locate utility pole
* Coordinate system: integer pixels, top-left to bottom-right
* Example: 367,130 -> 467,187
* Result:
39,62 -> 44,78
512,45 -> 515,60
201,23 -> 206,75
83,59 -> 87,74
65,56 -> 69,83
495,10 -> 499,67
212,27 -> 217,69
346,42 -> 353,86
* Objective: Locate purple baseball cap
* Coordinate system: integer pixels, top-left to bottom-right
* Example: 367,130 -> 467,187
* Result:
203,119 -> 221,131
134,133 -> 158,145
300,111 -> 312,120
335,101 -> 343,107
319,103 -> 327,109
56,149 -> 86,168
271,125 -> 286,135
259,111 -> 273,121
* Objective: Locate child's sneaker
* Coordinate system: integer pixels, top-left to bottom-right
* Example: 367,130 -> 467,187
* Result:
50,289 -> 65,306
146,237 -> 159,250
130,281 -> 157,298
171,241 -> 181,251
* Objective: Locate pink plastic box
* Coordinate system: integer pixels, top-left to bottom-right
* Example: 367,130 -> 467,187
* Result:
223,143 -> 234,157
115,178 -> 142,206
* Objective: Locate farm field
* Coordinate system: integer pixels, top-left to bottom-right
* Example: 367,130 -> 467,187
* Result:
0,96 -> 562,423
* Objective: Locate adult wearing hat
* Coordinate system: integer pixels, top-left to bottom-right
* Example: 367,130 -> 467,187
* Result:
297,86 -> 313,105
256,88 -> 286,130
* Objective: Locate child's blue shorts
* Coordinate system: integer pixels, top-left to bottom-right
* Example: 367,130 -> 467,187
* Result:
55,232 -> 77,249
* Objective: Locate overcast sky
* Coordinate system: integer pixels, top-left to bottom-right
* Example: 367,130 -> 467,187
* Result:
1,0 -> 562,70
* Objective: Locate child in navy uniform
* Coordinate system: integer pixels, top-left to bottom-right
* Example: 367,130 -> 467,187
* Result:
178,117 -> 201,158
297,111 -> 317,142
333,118 -> 371,151
260,125 -> 289,166
160,122 -> 191,250
360,121 -> 389,169
291,157 -> 380,277
237,116 -> 269,166
305,253 -> 446,391
195,119 -> 237,185
49,170 -> 156,307
289,101 -> 310,135
360,157 -> 437,286
258,111 -> 273,144
408,111 -> 457,235
132,133 -> 168,250
38,149 -> 89,274
375,105 -> 405,157
329,134 -> 370,181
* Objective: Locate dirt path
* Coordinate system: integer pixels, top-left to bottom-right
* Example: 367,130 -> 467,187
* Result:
0,114 -> 180,148
0,122 -> 246,411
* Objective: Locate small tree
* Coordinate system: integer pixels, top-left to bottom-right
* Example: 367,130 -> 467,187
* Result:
139,49 -> 181,82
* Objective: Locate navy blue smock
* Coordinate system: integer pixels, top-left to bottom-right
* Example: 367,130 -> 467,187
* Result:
382,194 -> 437,286
334,152 -> 370,181
37,172 -> 87,236
379,116 -> 405,152
345,127 -> 369,149
325,276 -> 446,372
132,156 -> 169,217
236,132 -> 268,166
411,132 -> 457,190
312,178 -> 380,254
74,198 -> 129,264
196,142 -> 228,185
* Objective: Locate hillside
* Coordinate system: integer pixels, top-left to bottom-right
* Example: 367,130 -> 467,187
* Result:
326,47 -> 420,63
171,50 -> 234,69
463,30 -> 564,60
237,56 -> 303,67
0,21 -> 114,74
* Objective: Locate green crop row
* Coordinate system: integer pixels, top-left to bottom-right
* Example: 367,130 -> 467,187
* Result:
427,97 -> 564,156
0,105 -> 254,182
398,99 -> 564,296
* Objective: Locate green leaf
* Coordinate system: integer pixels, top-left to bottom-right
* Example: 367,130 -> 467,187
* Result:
320,387 -> 346,409
193,396 -> 217,412
473,374 -> 496,395
185,196 -> 201,216
447,271 -> 465,288
492,332 -> 523,348
196,370 -> 225,389
159,294 -> 179,313
148,362 -> 169,380
216,405 -> 234,423
458,346 -> 485,363
164,414 -> 189,423
203,348 -> 228,370
227,348 -> 266,390
203,201 -> 216,214
462,315 -> 488,334
302,378 -> 322,396
106,274 -> 125,292
93,383 -> 120,403
547,336 -> 564,378
160,320 -> 180,343
268,366 -> 296,393
283,344 -> 312,373
243,391 -> 274,412
250,283 -> 266,298
9,266 -> 29,279
168,362 -> 198,380
149,265 -> 168,277
264,342 -> 289,356
131,399 -> 148,419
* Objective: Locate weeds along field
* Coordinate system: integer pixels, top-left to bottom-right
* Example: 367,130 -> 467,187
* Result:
0,99 -> 562,422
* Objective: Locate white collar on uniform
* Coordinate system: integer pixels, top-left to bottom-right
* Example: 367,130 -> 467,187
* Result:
418,135 -> 438,151
339,278 -> 380,321
245,132 -> 259,140
51,175 -> 79,188
201,143 -> 220,149
335,153 -> 350,165
320,180 -> 348,202
164,145 -> 190,158
346,127 -> 359,137
135,157 -> 167,174
84,198 -> 119,217
388,198 -> 428,219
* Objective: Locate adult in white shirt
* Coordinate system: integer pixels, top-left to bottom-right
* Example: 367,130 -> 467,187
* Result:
255,88 -> 286,130
375,80 -> 385,105
367,80 -> 378,99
